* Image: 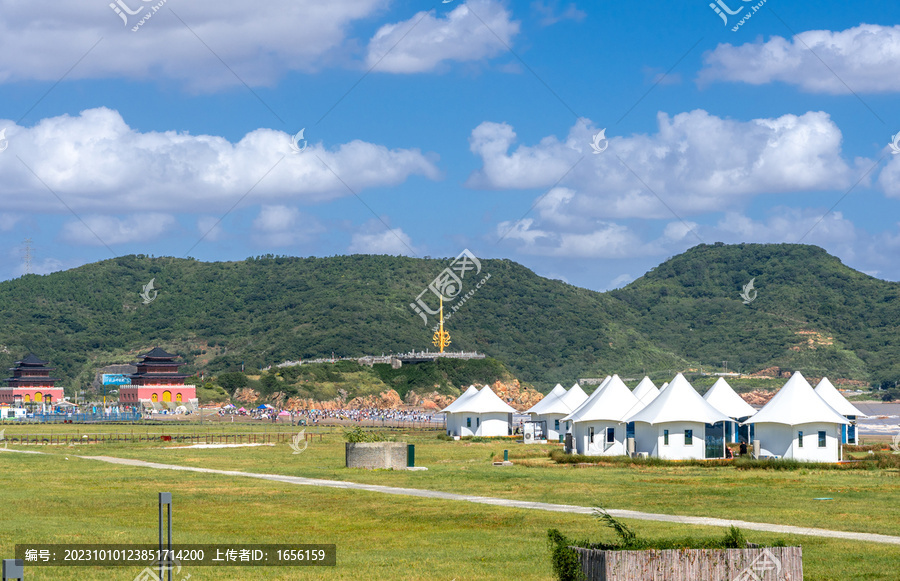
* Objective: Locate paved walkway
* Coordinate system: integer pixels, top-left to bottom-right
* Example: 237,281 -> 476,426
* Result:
5,448 -> 900,545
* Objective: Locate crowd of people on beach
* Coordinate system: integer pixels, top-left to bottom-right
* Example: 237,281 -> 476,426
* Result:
298,408 -> 438,424
214,405 -> 440,425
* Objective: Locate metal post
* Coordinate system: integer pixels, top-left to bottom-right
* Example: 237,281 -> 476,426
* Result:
503,449 -> 508,462
159,492 -> 172,581
2,559 -> 24,580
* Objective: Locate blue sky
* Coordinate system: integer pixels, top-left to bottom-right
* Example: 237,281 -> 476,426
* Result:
1,0 -> 900,291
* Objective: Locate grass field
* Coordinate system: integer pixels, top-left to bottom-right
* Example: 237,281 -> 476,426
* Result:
1,423 -> 899,580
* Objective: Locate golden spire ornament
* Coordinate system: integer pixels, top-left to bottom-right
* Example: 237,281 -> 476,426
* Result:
432,297 -> 451,353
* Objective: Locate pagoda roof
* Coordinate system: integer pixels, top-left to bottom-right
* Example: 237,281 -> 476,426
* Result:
16,354 -> 50,366
139,347 -> 180,360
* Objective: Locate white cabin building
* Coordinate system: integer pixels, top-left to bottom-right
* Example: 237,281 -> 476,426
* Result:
814,377 -> 865,445
443,386 -> 516,437
703,377 -> 757,444
747,372 -> 848,462
564,375 -> 640,456
627,373 -> 731,460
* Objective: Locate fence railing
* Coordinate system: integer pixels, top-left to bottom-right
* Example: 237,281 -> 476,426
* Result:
571,546 -> 803,581
1,432 -> 313,445
12,412 -> 144,423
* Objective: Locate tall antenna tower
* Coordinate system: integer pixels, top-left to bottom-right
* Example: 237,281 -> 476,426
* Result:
23,238 -> 33,275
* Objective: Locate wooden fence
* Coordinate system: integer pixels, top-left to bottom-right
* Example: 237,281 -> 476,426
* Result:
572,546 -> 803,581
1,432 -> 326,445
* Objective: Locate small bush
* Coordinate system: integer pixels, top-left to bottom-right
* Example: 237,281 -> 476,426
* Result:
343,426 -> 389,443
547,529 -> 586,581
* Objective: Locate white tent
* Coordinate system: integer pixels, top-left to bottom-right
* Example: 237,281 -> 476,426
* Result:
627,373 -> 731,460
747,372 -> 849,462
525,384 -> 567,415
447,386 -> 516,437
631,376 -> 659,412
703,377 -> 757,444
815,377 -> 865,445
442,385 -> 480,436
526,383 -> 587,442
565,377 -> 610,418
565,375 -> 639,456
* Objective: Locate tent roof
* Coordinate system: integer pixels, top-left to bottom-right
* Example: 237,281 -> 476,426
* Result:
631,376 -> 659,411
452,386 -> 517,414
627,373 -> 731,425
632,377 -> 658,400
441,385 -> 480,413
533,383 -> 589,416
748,372 -> 849,426
525,384 -> 567,414
814,377 -> 866,417
559,383 -> 589,410
564,375 -> 638,422
703,378 -> 757,419
561,376 -> 608,421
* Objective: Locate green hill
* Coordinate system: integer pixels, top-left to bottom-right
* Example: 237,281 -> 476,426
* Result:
612,243 -> 900,386
1,243 -> 898,396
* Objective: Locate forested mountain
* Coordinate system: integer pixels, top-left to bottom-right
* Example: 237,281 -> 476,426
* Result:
612,243 -> 900,386
0,243 -> 897,394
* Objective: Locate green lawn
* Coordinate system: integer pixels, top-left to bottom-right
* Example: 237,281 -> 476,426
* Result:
1,425 -> 899,579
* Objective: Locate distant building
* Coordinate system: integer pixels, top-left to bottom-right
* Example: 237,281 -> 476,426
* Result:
118,347 -> 196,408
0,354 -> 64,407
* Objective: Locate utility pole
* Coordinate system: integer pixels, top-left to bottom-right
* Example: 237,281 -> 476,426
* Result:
22,238 -> 33,275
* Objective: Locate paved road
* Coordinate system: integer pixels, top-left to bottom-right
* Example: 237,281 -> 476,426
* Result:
5,448 -> 900,546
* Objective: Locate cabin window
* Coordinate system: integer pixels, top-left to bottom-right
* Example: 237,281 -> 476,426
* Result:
606,427 -> 615,443
818,431 -> 826,447
476,417 -> 480,427
589,427 -> 595,443
684,429 -> 693,445
554,419 -> 560,430
798,431 -> 803,447
663,429 -> 669,445
466,417 -> 471,428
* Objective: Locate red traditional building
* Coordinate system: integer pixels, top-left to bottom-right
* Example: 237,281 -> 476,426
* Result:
118,347 -> 196,406
0,354 -> 64,406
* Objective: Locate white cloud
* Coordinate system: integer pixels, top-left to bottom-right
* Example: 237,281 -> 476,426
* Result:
877,149 -> 900,198
0,108 -> 439,214
59,213 -> 176,246
698,24 -> 900,94
530,1 -> 586,26
348,220 -> 416,255
467,111 -> 857,220
496,218 -> 657,258
365,0 -> 519,73
0,213 -> 22,231
251,205 -> 324,246
0,0 -> 387,90
709,209 -> 859,248
608,273 -> 634,289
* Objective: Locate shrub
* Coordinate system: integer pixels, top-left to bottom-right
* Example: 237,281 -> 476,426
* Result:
547,529 -> 585,581
343,426 -> 389,443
